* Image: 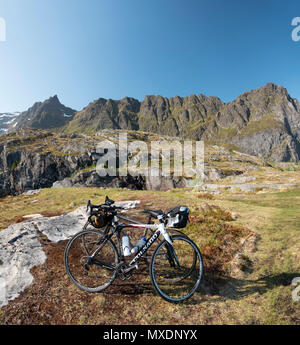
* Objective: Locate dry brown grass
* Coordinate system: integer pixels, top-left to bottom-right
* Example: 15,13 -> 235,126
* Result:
196,193 -> 214,200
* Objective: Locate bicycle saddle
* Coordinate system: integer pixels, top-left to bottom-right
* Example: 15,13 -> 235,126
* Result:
143,209 -> 163,218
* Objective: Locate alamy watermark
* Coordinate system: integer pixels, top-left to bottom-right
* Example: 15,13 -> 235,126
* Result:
95,133 -> 204,182
291,277 -> 300,302
291,17 -> 300,42
0,17 -> 6,42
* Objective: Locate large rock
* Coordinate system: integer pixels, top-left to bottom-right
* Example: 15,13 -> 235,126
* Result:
0,221 -> 47,308
52,168 -> 189,191
0,149 -> 93,197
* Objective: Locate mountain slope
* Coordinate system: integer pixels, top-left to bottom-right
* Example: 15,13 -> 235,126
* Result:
63,83 -> 300,162
138,94 -> 224,138
206,83 -> 300,161
65,97 -> 140,133
64,93 -> 224,138
9,96 -> 76,131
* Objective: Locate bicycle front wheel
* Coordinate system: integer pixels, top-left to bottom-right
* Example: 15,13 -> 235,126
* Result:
150,235 -> 203,303
64,229 -> 118,292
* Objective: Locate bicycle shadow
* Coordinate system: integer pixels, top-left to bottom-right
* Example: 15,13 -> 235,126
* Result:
184,271 -> 300,305
103,263 -> 155,296
103,270 -> 300,304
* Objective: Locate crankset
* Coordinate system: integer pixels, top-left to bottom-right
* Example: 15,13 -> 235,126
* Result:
116,263 -> 139,281
118,271 -> 133,281
116,264 -> 132,281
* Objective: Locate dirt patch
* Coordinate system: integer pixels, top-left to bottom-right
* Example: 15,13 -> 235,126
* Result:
187,205 -> 256,293
40,211 -> 66,218
14,216 -> 27,224
0,238 -> 155,325
197,193 -> 214,200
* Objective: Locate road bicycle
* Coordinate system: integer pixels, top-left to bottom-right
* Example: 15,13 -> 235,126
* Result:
64,196 -> 203,303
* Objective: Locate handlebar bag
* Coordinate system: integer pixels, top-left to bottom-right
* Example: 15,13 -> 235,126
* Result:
166,206 -> 189,228
89,210 -> 113,229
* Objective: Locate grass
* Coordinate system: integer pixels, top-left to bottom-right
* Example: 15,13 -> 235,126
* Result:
214,189 -> 300,324
0,187 -> 128,230
0,186 -> 300,324
2,129 -> 100,157
238,113 -> 282,137
10,160 -> 20,171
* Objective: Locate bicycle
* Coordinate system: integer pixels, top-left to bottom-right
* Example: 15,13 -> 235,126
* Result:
64,196 -> 203,303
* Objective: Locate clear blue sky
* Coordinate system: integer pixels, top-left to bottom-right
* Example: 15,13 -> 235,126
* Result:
0,0 -> 300,112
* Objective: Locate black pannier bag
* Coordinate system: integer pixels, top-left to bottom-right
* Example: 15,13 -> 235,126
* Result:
166,206 -> 189,228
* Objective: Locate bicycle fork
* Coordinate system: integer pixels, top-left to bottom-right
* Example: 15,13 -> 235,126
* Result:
157,224 -> 181,269
165,243 -> 181,269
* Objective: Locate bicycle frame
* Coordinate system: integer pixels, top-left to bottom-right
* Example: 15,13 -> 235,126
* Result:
89,213 -> 175,273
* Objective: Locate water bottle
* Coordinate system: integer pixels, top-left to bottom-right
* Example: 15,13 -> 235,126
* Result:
131,236 -> 147,254
122,235 -> 132,256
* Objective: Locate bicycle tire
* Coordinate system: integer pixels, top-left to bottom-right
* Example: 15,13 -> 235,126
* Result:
150,235 -> 203,303
160,240 -> 197,283
148,230 -> 197,281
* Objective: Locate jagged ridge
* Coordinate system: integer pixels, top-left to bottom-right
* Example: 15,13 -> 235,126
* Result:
63,83 -> 300,162
6,83 -> 300,162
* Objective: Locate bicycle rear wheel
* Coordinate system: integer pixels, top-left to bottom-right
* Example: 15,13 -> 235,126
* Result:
150,235 -> 203,303
64,229 -> 118,292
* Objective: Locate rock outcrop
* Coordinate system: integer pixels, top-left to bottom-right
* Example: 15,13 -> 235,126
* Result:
0,129 -> 266,197
52,168 -> 189,191
0,131 -> 94,197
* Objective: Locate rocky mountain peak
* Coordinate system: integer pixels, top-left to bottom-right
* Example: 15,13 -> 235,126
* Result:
8,96 -> 76,131
46,95 -> 60,104
238,83 -> 289,104
264,82 -> 287,93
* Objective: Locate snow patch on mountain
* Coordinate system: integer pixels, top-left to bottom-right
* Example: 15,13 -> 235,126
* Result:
0,112 -> 21,133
